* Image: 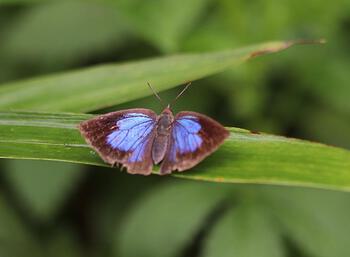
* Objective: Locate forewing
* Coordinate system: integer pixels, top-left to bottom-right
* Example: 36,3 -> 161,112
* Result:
79,108 -> 157,175
160,111 -> 229,174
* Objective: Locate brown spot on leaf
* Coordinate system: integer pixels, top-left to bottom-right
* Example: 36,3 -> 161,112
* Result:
250,130 -> 261,135
249,39 -> 326,59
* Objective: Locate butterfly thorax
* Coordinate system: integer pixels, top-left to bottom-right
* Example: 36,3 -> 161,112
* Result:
152,108 -> 174,164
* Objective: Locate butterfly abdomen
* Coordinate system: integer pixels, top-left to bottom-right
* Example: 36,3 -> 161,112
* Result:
152,108 -> 174,164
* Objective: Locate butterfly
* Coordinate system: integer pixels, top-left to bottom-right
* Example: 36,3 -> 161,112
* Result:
79,83 -> 229,175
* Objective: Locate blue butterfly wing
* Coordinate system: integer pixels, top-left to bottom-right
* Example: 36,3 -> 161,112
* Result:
160,111 -> 229,174
79,109 -> 157,175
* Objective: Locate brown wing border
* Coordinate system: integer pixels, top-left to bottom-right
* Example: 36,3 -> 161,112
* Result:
78,108 -> 157,175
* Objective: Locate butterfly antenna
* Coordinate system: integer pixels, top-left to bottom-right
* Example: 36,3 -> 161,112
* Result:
147,82 -> 166,107
170,81 -> 192,107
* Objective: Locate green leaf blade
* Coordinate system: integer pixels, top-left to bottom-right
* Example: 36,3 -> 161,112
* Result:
0,40 -> 317,112
179,129 -> 350,190
1,111 -> 349,192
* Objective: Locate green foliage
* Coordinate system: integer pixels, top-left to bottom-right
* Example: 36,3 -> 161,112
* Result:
4,160 -> 84,220
263,188 -> 350,257
0,194 -> 42,257
0,40 -> 303,112
1,2 -> 127,69
1,111 -> 349,192
116,182 -> 230,257
203,203 -> 284,257
111,0 -> 211,52
0,0 -> 349,256
107,181 -> 350,257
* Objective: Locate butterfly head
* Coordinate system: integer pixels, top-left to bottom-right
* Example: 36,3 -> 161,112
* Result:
161,106 -> 173,115
159,107 -> 174,128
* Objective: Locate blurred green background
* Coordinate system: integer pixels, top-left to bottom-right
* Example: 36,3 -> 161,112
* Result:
0,0 -> 350,256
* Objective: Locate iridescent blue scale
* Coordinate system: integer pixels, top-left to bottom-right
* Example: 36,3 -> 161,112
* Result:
106,113 -> 203,163
171,116 -> 202,159
107,113 -> 156,162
